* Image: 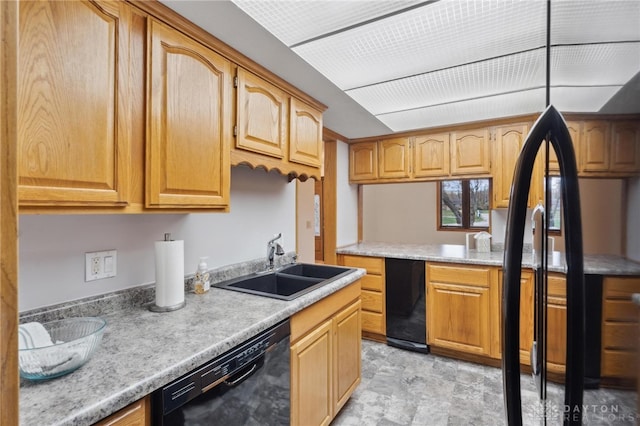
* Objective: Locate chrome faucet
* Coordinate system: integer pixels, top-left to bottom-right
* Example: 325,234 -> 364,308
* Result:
266,233 -> 285,270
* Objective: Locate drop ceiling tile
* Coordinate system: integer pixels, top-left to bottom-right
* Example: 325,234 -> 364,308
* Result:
377,89 -> 546,131
231,0 -> 423,47
550,86 -> 623,112
347,49 -> 546,115
292,0 -> 547,90
551,0 -> 640,44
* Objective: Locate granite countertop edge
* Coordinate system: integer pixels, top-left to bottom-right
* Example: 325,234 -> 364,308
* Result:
19,265 -> 366,426
336,242 -> 640,276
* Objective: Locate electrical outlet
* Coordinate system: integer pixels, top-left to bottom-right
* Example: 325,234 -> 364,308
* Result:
85,250 -> 117,282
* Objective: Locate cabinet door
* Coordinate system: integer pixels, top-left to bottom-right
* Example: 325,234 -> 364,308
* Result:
492,124 -> 530,208
236,68 -> 287,159
549,121 -> 581,175
349,142 -> 378,181
518,270 -> 535,365
580,120 -> 611,173
426,264 -> 492,356
610,121 -> 640,174
146,19 -> 231,208
291,319 -> 333,426
18,0 -> 130,206
413,133 -> 450,178
379,138 -> 411,179
546,274 -> 567,374
289,97 -> 323,168
334,300 -> 361,412
450,128 -> 491,175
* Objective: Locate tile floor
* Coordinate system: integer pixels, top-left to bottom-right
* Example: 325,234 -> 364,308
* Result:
332,340 -> 638,426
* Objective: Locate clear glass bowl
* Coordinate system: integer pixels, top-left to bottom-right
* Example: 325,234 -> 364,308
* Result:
19,317 -> 106,381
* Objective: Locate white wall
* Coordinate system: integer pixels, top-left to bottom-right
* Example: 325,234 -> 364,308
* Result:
336,140 -> 359,247
18,166 -> 296,311
361,178 -> 626,255
627,177 -> 640,262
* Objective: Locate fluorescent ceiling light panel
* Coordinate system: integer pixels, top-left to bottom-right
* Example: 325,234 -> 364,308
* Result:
230,0 -> 640,133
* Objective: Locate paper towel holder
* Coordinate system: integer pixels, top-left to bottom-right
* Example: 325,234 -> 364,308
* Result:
149,233 -> 186,313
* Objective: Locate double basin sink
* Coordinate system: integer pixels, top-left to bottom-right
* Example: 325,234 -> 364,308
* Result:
214,263 -> 355,300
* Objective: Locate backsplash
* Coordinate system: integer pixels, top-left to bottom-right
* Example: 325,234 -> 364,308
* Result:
19,253 -> 296,324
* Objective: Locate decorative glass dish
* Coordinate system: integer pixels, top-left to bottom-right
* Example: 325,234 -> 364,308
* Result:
19,317 -> 106,381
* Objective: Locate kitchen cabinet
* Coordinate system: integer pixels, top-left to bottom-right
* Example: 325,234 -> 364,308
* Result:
497,269 -> 536,364
235,67 -> 288,159
426,263 -> 499,358
349,142 -> 378,182
413,133 -> 450,178
337,254 -> 386,340
601,276 -> 640,381
450,128 -> 491,176
580,120 -> 611,174
94,396 -> 149,426
548,121 -> 581,175
289,97 -> 323,168
378,138 -> 411,179
610,121 -> 640,173
546,273 -> 567,374
232,68 -> 323,179
290,282 -> 361,426
492,123 -> 534,208
18,0 -> 131,207
146,18 -> 231,209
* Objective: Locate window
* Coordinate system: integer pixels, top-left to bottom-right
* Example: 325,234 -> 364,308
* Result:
548,176 -> 562,232
439,179 -> 490,230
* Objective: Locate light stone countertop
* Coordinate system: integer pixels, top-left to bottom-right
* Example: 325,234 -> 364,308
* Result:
336,242 -> 640,275
19,267 -> 365,426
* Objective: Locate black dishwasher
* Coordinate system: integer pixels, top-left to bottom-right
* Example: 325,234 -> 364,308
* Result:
152,319 -> 290,425
385,258 -> 429,353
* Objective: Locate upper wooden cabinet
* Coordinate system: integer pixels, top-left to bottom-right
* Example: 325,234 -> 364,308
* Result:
450,128 -> 491,176
492,123 -> 533,208
581,120 -> 611,173
610,121 -> 640,173
378,138 -> 411,179
235,67 -> 287,159
548,121 -> 581,175
349,142 -> 378,182
413,133 -> 450,178
289,97 -> 323,168
231,68 -> 323,179
577,120 -> 640,176
18,0 -> 131,207
146,18 -> 231,209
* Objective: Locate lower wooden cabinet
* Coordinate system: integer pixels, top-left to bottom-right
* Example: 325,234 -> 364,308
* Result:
94,396 -> 149,426
426,263 -> 499,358
337,254 -> 386,339
601,276 -> 640,381
290,282 -> 361,426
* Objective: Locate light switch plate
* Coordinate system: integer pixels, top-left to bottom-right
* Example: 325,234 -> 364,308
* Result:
85,250 -> 117,282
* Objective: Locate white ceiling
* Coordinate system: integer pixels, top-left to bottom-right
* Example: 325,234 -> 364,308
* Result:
160,0 -> 640,139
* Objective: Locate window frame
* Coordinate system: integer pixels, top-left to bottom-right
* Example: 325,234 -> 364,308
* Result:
438,178 -> 491,231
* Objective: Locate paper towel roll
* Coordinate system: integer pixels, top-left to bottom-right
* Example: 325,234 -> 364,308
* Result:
154,239 -> 185,308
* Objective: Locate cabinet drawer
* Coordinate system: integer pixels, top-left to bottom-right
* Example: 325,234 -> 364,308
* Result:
603,299 -> 637,322
361,311 -> 385,335
340,255 -> 383,275
547,274 -> 566,298
602,322 -> 638,350
601,349 -> 637,378
604,276 -> 640,299
427,264 -> 491,287
361,290 -> 383,314
361,274 -> 383,292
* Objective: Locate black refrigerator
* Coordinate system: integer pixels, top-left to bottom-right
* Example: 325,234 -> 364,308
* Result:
502,105 -> 586,425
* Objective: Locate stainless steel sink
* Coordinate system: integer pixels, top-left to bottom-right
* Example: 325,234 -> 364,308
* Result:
213,263 -> 355,300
